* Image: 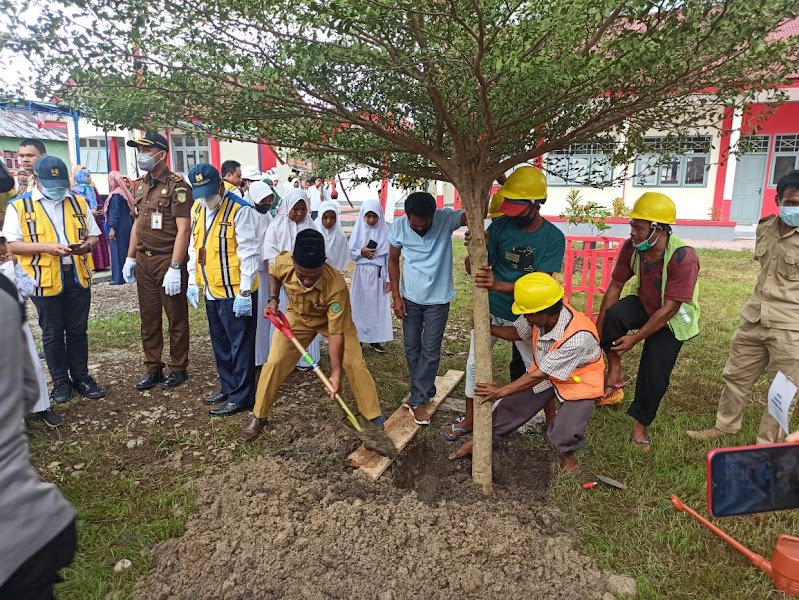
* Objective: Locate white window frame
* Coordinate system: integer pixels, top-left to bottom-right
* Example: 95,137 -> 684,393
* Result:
4,151 -> 19,170
770,134 -> 799,187
79,138 -> 109,174
633,136 -> 711,188
171,134 -> 211,174
545,142 -> 613,186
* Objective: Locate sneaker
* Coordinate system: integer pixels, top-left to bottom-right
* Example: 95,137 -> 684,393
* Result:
35,408 -> 63,428
686,427 -> 728,441
370,343 -> 386,354
50,381 -> 73,404
407,403 -> 431,425
74,377 -> 105,399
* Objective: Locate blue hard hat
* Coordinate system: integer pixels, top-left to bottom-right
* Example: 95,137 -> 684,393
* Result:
188,163 -> 221,199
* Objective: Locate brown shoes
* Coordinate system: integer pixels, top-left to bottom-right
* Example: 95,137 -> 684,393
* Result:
239,415 -> 266,442
686,427 -> 727,441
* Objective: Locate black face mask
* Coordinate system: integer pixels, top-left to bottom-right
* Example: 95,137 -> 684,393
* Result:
254,202 -> 272,214
512,214 -> 535,228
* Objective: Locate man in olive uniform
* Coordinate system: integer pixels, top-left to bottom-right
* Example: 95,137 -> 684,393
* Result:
123,132 -> 193,390
240,229 -> 386,442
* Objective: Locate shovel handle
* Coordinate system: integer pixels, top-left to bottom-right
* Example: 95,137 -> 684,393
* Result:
265,309 -> 294,339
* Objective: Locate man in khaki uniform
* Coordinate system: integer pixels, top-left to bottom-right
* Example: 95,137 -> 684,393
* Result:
240,229 -> 385,442
688,170 -> 799,444
122,132 -> 193,390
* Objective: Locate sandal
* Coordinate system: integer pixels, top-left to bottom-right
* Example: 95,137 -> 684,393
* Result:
630,437 -> 652,452
441,423 -> 471,441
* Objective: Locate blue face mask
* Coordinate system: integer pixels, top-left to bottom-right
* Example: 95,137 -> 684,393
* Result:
780,206 -> 799,228
40,186 -> 69,203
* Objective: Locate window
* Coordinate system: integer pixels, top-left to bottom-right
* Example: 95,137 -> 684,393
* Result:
3,151 -> 19,170
545,141 -> 613,186
171,134 -> 210,173
738,134 -> 770,154
79,138 -> 109,173
633,136 -> 711,187
771,134 -> 799,187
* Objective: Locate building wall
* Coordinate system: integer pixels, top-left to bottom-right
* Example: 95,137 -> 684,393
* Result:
0,138 -> 71,170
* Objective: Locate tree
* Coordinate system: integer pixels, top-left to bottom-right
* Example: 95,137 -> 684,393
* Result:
4,0 -> 797,492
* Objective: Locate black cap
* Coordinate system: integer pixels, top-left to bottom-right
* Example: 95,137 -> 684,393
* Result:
293,229 -> 326,268
127,131 -> 169,151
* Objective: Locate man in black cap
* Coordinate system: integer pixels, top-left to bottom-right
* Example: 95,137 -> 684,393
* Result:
240,229 -> 386,441
123,132 -> 194,390
3,156 -> 104,404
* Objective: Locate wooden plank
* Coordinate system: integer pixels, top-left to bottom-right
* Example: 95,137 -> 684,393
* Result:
347,369 -> 464,479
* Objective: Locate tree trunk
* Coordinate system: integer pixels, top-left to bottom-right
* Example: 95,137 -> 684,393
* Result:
459,183 -> 494,494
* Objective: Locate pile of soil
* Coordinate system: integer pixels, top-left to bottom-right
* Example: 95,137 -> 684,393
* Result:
136,442 -> 635,600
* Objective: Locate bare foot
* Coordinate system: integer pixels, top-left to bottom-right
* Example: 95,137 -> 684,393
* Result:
561,453 -> 580,474
448,440 -> 474,460
631,421 -> 651,451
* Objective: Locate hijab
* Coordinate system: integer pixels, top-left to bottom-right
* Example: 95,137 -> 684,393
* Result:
106,170 -> 135,217
72,168 -> 98,210
261,188 -> 318,261
315,200 -> 350,271
349,199 -> 389,260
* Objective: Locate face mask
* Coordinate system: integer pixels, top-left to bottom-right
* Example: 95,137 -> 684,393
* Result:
299,279 -> 319,290
512,214 -> 535,228
137,151 -> 163,172
40,186 -> 69,203
780,206 -> 799,228
633,227 -> 659,252
201,194 -> 223,211
254,202 -> 271,214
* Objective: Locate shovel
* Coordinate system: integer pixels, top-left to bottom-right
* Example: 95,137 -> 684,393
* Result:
265,309 -> 398,459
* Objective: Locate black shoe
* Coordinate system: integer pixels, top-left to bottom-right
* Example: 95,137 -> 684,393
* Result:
161,371 -> 188,389
74,376 -> 105,400
36,408 -> 63,428
209,401 -> 251,417
136,369 -> 163,391
370,343 -> 386,354
50,381 -> 73,404
202,392 -> 228,405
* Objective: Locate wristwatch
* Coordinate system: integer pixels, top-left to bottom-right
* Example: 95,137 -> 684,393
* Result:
240,290 -> 251,298
268,295 -> 280,302
169,261 -> 181,270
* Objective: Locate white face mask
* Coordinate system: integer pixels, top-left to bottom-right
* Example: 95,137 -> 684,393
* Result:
40,186 -> 69,203
200,194 -> 222,211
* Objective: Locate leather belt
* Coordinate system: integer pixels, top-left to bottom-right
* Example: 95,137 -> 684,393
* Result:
141,249 -> 170,257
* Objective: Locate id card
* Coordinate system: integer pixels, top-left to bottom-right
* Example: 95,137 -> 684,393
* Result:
151,213 -> 163,230
198,247 -> 206,266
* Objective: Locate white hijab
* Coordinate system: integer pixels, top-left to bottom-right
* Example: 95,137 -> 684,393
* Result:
349,199 -> 389,261
315,200 -> 351,271
261,188 -> 317,261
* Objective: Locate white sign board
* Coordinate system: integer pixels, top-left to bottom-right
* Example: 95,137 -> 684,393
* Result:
768,371 -> 798,435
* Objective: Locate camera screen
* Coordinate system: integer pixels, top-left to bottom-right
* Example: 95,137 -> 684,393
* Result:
709,445 -> 799,516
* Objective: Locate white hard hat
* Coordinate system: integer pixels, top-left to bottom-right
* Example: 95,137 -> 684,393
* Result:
241,165 -> 263,181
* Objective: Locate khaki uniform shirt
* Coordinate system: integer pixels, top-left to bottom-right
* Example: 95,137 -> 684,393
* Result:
133,171 -> 193,255
270,251 -> 352,335
741,215 -> 799,331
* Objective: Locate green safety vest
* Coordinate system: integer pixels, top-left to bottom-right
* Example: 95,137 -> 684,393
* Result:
629,234 -> 700,342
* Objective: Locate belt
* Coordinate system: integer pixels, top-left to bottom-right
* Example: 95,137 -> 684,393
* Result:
140,248 -> 170,257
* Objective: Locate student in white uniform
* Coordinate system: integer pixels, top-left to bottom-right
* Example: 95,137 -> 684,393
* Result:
249,181 -> 276,366
349,199 -> 393,353
315,200 -> 351,272
262,188 -> 321,367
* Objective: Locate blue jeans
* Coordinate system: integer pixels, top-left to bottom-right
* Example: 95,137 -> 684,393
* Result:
206,292 -> 257,407
402,298 -> 450,407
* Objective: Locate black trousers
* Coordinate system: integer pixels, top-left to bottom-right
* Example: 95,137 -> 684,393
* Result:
31,272 -> 91,385
509,343 -> 526,382
599,295 -> 683,427
0,520 -> 77,600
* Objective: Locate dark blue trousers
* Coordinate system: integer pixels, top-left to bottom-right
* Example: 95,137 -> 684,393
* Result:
205,292 -> 257,408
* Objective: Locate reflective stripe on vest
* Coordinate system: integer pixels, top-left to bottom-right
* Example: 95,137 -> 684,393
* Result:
530,303 -> 605,401
14,194 -> 93,296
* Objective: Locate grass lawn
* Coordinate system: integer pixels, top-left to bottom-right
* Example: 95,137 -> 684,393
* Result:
33,242 -> 797,599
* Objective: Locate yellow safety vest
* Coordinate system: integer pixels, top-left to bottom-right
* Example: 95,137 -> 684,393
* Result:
13,193 -> 94,296
191,194 -> 259,299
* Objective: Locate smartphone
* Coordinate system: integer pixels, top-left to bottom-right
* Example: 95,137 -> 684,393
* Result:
366,240 -> 377,249
68,243 -> 84,251
707,443 -> 799,517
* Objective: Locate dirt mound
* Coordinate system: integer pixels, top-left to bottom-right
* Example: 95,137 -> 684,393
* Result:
135,448 -> 635,600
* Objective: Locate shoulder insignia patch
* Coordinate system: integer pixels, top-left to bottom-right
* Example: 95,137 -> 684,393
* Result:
176,188 -> 187,203
170,174 -> 184,183
329,302 -> 342,315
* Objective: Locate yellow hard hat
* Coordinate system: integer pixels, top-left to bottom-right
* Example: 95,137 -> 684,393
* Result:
500,166 -> 547,201
628,192 -> 676,225
511,273 -> 565,315
488,188 -> 505,219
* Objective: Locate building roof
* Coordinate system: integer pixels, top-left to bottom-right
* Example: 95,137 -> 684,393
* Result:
0,109 -> 68,142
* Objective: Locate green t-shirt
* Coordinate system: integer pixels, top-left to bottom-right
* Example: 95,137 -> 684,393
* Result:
486,216 -> 566,321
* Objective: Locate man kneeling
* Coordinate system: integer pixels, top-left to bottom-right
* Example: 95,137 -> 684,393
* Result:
240,229 -> 385,441
448,273 -> 603,473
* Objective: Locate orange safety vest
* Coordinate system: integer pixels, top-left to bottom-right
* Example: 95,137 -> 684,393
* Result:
530,303 -> 605,401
